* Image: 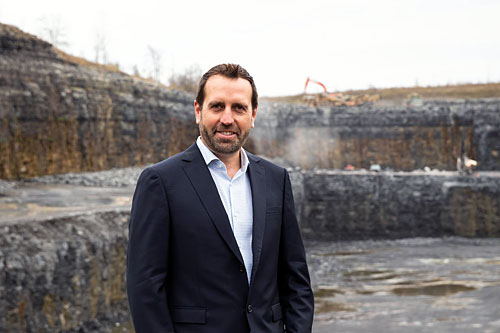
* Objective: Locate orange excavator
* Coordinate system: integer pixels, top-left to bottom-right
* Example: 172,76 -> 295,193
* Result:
304,77 -> 328,94
303,77 -> 379,106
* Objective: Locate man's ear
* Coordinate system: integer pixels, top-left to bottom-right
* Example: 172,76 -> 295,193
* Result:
194,100 -> 201,124
251,107 -> 257,128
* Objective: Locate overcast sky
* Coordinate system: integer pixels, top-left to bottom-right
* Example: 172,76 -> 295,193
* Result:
0,0 -> 499,96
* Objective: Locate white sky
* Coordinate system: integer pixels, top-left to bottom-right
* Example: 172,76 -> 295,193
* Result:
0,0 -> 499,96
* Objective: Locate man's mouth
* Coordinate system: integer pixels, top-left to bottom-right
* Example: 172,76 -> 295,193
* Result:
214,127 -> 239,138
216,130 -> 237,139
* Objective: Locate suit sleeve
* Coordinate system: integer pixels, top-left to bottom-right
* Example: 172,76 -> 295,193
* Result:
278,170 -> 314,333
126,167 -> 174,333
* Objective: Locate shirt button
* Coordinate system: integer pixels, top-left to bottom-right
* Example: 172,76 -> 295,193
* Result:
247,304 -> 253,313
239,265 -> 245,272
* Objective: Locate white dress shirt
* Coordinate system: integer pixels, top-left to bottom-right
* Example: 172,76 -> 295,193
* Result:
196,137 -> 254,284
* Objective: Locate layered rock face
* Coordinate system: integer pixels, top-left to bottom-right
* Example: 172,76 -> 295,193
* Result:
2,23 -> 499,180
290,170 -> 500,240
0,210 -> 131,332
252,100 -> 500,171
0,23 -> 197,180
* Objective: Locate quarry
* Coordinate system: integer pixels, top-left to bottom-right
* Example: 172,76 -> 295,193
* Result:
1,22 -> 499,332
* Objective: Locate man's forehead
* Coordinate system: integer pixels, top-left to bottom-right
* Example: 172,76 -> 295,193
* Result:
204,75 -> 252,101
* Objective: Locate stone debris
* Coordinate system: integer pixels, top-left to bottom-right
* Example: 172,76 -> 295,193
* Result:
24,166 -> 146,188
0,179 -> 16,195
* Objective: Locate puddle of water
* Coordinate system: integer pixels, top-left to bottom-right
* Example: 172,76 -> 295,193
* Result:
342,269 -> 404,282
393,278 -> 443,285
343,269 -> 392,278
315,301 -> 356,313
314,250 -> 372,256
418,257 -> 500,265
486,260 -> 500,265
433,317 -> 462,323
361,273 -> 399,281
314,287 -> 345,298
392,283 -> 476,296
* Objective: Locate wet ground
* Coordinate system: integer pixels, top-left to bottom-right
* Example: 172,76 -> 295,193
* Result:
308,238 -> 500,333
0,183 -> 133,224
1,183 -> 499,332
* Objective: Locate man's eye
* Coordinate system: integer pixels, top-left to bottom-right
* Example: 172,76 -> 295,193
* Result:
211,104 -> 223,110
234,105 -> 246,112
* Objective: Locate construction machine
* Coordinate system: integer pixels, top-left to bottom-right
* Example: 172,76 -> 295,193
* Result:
303,77 -> 379,106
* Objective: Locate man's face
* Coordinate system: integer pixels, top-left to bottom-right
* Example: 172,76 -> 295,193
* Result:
195,75 -> 257,157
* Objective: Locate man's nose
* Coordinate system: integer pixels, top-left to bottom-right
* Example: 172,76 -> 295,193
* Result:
220,107 -> 234,125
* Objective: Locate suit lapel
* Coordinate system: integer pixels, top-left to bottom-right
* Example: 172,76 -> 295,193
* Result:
182,143 -> 244,265
247,154 -> 266,283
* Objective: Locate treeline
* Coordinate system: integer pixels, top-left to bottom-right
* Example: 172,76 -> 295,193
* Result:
37,15 -> 201,94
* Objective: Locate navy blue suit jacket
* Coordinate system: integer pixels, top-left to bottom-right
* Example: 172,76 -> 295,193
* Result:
127,143 -> 314,332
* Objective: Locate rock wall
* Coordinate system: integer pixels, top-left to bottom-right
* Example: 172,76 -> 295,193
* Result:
292,170 -> 500,241
251,100 -> 500,171
0,209 -> 132,332
0,23 -> 197,180
2,23 -> 499,180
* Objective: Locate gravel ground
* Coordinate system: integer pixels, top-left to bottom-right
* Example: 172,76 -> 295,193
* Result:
0,179 -> 16,195
24,166 -> 147,187
16,160 -> 477,190
20,159 -> 293,188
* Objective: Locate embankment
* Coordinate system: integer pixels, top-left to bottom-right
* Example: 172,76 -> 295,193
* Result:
291,170 -> 500,240
251,100 -> 500,171
0,23 -> 196,179
0,209 -> 131,332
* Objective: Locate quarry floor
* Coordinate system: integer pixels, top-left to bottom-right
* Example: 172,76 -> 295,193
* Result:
1,178 -> 499,332
309,237 -> 500,333
0,183 -> 134,224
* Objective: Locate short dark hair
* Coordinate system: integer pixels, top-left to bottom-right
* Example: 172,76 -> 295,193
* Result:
196,63 -> 258,111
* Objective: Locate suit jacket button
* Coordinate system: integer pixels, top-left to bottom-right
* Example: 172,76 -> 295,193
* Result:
247,304 -> 253,313
239,265 -> 245,272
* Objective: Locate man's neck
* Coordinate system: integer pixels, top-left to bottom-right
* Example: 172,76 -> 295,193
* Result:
215,150 -> 241,179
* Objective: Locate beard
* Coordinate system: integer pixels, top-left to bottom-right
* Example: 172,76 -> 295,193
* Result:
199,121 -> 250,155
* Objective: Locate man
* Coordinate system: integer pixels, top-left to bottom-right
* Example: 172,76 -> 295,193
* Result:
127,64 -> 314,332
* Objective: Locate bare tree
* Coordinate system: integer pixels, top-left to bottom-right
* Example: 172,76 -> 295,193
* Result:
168,64 -> 202,94
132,65 -> 141,77
93,32 -> 108,64
38,16 -> 69,49
147,45 -> 163,82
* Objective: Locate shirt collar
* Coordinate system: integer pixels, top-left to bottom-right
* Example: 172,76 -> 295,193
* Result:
196,136 -> 250,173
